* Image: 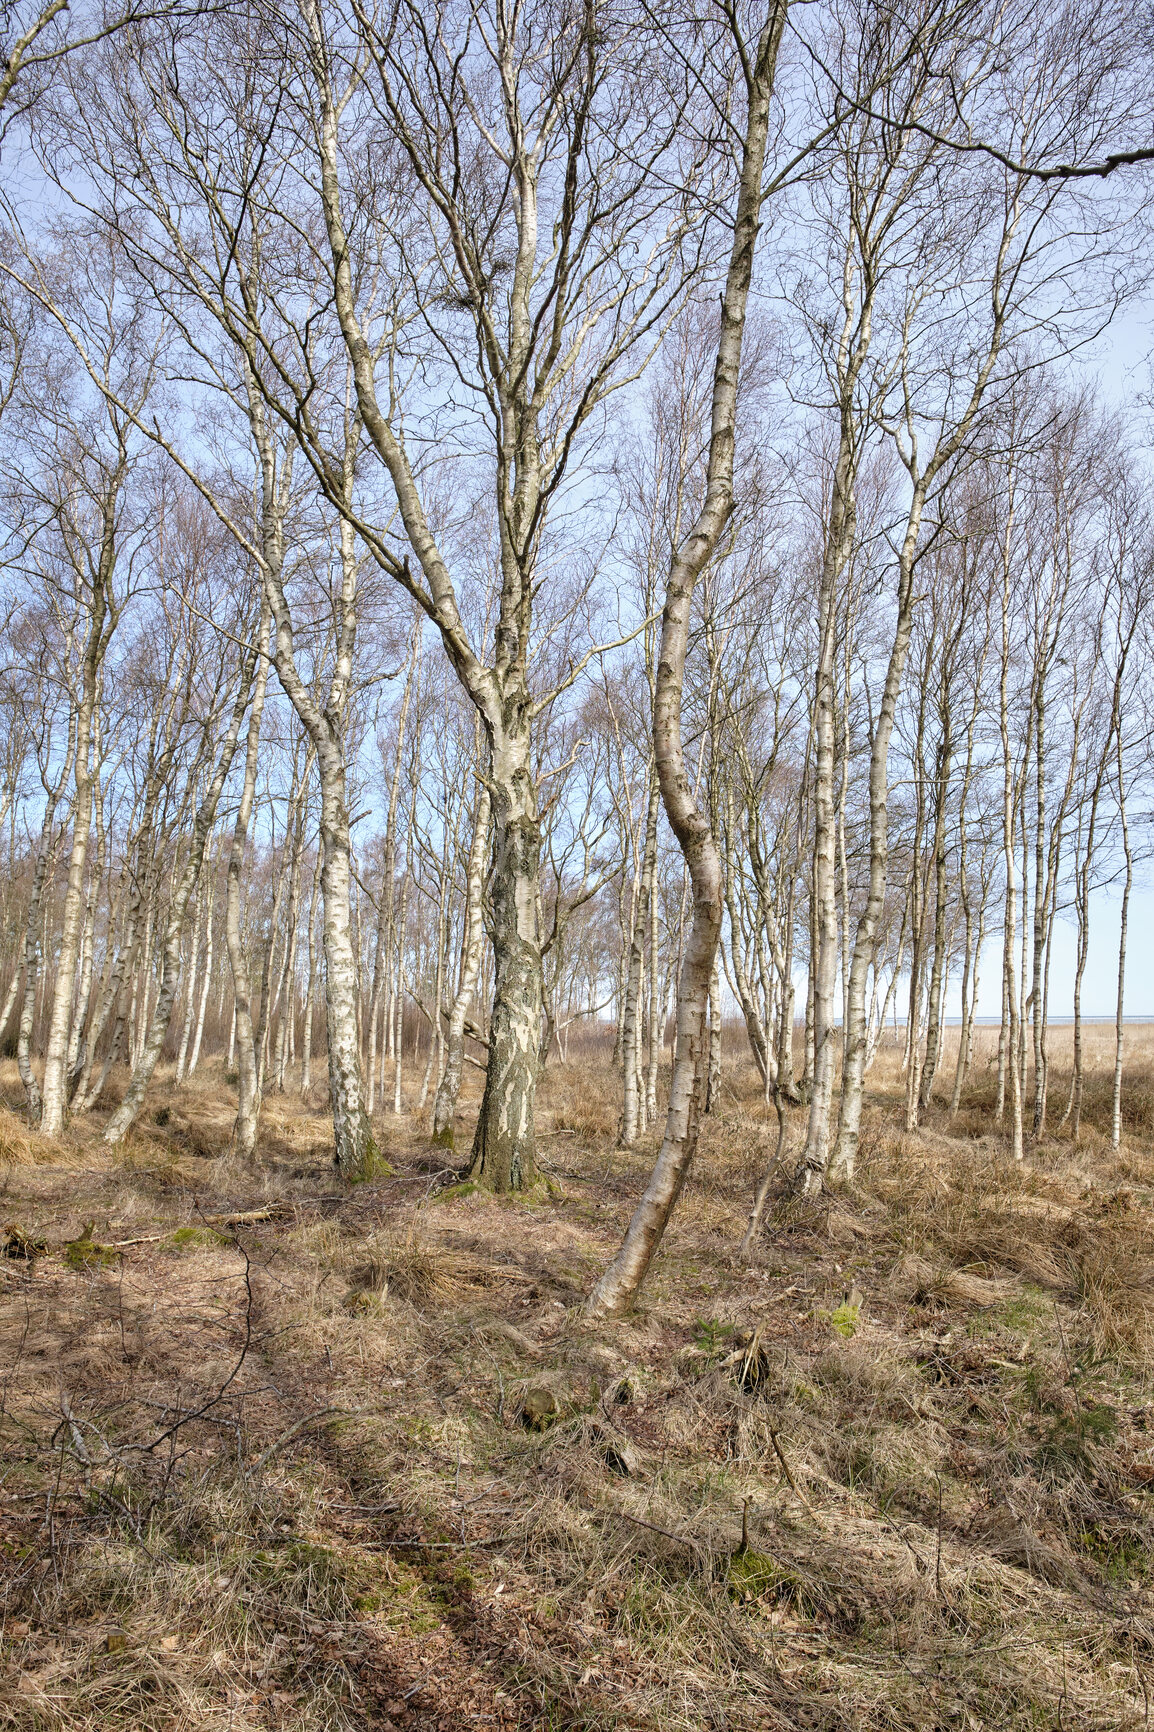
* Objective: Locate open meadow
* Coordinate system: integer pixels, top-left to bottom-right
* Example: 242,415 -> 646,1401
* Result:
3,1029 -> 1154,1732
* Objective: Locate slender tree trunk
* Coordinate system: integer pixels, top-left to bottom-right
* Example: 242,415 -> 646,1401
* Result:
317,732 -> 379,1176
645,834 -> 661,1125
829,499 -> 924,1179
1111,738 -> 1132,1152
1067,858 -> 1091,1141
41,627 -> 108,1135
0,969 -> 20,1052
918,709 -> 953,1113
188,876 -> 215,1077
433,783 -> 490,1147
418,827 -> 452,1116
801,583 -> 841,1186
17,769 -> 72,1122
391,784 -> 413,1115
175,875 -> 203,1085
621,769 -> 659,1145
65,774 -> 104,1102
705,956 -> 722,1114
300,851 -> 322,1097
999,565 -> 1024,1162
586,2 -> 784,1316
226,604 -> 271,1158
1030,687 -> 1047,1135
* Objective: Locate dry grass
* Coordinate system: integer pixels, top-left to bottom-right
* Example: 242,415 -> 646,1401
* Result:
3,1039 -> 1154,1728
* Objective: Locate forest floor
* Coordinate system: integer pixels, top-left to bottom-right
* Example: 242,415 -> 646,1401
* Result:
2,1032 -> 1154,1731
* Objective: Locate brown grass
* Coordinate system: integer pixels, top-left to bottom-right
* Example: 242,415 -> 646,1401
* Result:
2,1040 -> 1154,1728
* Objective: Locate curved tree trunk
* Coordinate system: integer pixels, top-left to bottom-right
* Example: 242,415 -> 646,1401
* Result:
586,2 -> 785,1318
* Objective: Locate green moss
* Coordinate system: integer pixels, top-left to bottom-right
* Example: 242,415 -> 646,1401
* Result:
427,1560 -> 474,1606
167,1226 -> 230,1251
1077,1520 -> 1148,1580
440,1180 -> 479,1201
828,1299 -> 861,1339
63,1223 -> 117,1271
1033,1403 -> 1118,1480
727,1551 -> 803,1607
344,1134 -> 394,1183
996,1286 -> 1049,1333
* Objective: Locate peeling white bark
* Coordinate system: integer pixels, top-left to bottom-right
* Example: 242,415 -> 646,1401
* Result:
586,3 -> 786,1317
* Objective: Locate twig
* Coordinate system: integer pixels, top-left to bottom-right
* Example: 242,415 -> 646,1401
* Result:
935,1478 -> 944,1600
1132,1636 -> 1149,1728
244,1408 -> 348,1479
329,1501 -> 401,1515
69,1202 -> 302,1252
769,1429 -> 816,1517
371,1536 -> 509,1550
616,1509 -> 699,1550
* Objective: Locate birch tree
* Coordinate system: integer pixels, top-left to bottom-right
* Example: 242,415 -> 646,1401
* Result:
587,0 -> 787,1317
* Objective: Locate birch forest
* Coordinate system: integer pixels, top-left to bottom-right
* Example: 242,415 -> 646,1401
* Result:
3,2 -> 1154,1729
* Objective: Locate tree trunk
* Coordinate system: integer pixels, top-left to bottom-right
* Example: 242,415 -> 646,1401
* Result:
1111,734 -> 1132,1152
188,874 -> 215,1077
318,736 -> 380,1177
999,558 -> 1024,1162
17,768 -> 72,1123
585,2 -> 784,1317
41,614 -> 108,1135
645,831 -> 661,1125
464,718 -> 541,1192
621,769 -> 658,1145
226,604 -> 271,1158
705,956 -> 722,1114
918,705 -> 953,1112
300,851 -> 322,1097
433,782 -> 490,1147
175,875 -> 203,1085
800,581 -> 841,1187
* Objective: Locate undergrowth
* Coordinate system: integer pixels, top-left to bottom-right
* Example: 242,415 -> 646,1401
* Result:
2,1043 -> 1154,1729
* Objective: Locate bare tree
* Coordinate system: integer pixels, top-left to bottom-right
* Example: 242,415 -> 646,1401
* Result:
586,0 -> 787,1318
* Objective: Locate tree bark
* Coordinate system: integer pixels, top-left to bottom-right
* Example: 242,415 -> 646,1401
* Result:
464,716 -> 541,1192
586,2 -> 785,1317
225,602 -> 271,1158
433,782 -> 490,1147
17,750 -> 74,1123
1111,729 -> 1132,1150
621,769 -> 659,1145
41,526 -> 117,1136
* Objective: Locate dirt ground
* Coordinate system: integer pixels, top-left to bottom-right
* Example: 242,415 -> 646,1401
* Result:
2,1030 -> 1154,1731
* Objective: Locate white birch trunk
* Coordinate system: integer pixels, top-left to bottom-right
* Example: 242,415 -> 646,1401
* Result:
587,4 -> 784,1316
433,783 -> 490,1146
